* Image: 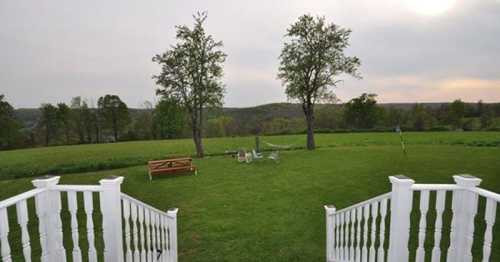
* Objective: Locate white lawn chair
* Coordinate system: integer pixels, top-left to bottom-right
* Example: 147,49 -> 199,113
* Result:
252,149 -> 263,159
238,149 -> 253,163
268,151 -> 280,162
237,149 -> 247,163
245,152 -> 253,163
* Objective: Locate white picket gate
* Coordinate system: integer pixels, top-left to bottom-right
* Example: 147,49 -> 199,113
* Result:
325,174 -> 500,262
0,176 -> 178,262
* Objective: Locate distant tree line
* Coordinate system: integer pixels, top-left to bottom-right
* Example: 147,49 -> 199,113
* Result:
0,94 -> 188,150
1,93 -> 499,151
205,95 -> 500,137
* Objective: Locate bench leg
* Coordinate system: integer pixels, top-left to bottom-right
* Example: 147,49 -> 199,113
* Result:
149,171 -> 152,181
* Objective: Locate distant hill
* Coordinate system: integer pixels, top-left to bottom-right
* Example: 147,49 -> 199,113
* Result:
216,102 -> 478,122
13,102 -> 475,128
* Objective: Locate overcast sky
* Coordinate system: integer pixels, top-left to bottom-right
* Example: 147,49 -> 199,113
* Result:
1,0 -> 499,108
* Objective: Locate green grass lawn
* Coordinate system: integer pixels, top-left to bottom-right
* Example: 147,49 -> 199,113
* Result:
0,131 -> 499,180
1,140 -> 499,261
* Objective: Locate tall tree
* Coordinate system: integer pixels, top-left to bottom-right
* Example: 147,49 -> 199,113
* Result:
448,99 -> 465,129
343,93 -> 379,129
90,107 -> 101,143
133,101 -> 155,140
38,103 -> 58,146
480,104 -> 495,129
56,103 -> 71,144
153,12 -> 226,157
0,95 -> 21,149
97,95 -> 130,141
70,96 -> 86,143
410,103 -> 436,131
278,14 -> 361,150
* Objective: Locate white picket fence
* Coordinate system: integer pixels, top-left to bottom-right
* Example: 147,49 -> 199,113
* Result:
0,176 -> 178,262
325,175 -> 500,262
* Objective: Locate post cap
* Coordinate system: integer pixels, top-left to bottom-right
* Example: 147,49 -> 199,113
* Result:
167,208 -> 179,217
389,175 -> 415,185
99,176 -> 124,186
32,175 -> 60,188
453,174 -> 481,187
324,205 -> 336,214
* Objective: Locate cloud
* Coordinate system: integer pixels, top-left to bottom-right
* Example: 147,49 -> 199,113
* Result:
435,78 -> 500,90
1,0 -> 500,107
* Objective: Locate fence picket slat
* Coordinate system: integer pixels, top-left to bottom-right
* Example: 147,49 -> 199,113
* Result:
431,190 -> 446,262
377,198 -> 388,262
67,192 -> 82,262
416,190 -> 430,262
16,200 -> 31,262
157,214 -> 162,261
362,205 -> 370,262
34,192 -> 48,262
152,211 -> 157,260
350,209 -> 356,261
340,213 -> 345,261
0,208 -> 11,262
369,201 -> 379,262
130,202 -> 140,262
356,207 -> 362,262
122,198 -> 132,262
145,208 -> 152,262
369,202 -> 379,262
345,211 -> 351,261
335,214 -> 340,261
482,199 -> 497,262
83,192 -> 97,262
137,205 -> 146,262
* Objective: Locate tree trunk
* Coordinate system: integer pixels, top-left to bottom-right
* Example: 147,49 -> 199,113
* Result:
191,108 -> 204,158
304,105 -> 316,150
193,128 -> 204,158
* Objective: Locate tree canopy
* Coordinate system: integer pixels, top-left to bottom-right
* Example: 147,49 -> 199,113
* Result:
0,95 -> 21,149
278,14 -> 361,149
344,93 -> 380,129
98,94 -> 130,141
153,12 -> 226,157
38,103 -> 59,146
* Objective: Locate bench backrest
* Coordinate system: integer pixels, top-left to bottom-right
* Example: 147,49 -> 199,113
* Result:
148,158 -> 192,170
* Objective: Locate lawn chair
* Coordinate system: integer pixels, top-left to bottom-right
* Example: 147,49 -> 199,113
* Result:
238,149 -> 253,163
268,151 -> 280,163
237,149 -> 247,163
252,149 -> 263,159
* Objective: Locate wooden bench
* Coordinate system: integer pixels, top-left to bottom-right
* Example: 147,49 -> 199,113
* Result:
148,157 -> 197,180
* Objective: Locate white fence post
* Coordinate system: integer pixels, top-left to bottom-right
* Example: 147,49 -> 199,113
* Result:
447,175 -> 481,262
324,205 -> 336,262
167,208 -> 179,262
387,175 -> 414,262
99,176 -> 125,262
32,175 -> 67,262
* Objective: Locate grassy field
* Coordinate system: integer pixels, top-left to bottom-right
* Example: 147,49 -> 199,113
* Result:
0,132 -> 499,261
0,131 -> 499,180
